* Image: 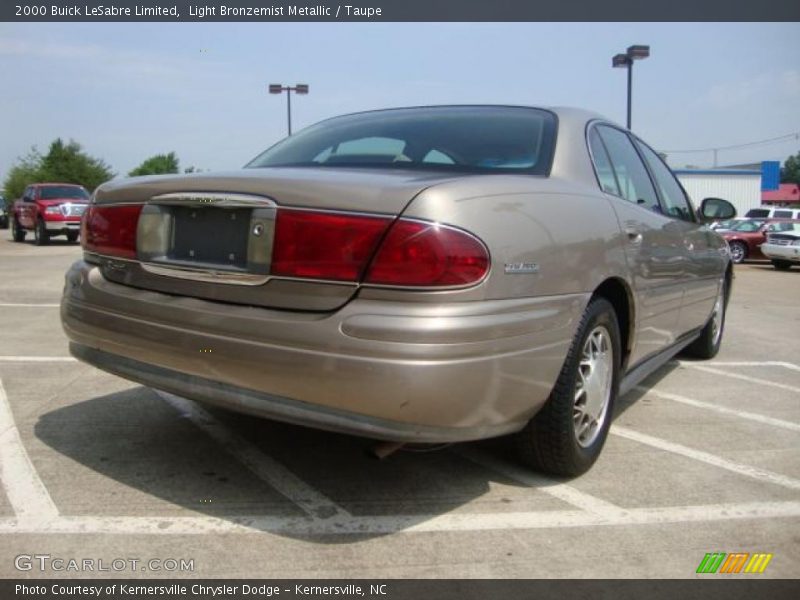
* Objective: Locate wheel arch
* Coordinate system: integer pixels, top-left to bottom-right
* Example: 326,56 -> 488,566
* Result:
590,277 -> 634,371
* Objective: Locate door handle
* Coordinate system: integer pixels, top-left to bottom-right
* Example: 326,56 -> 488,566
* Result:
625,228 -> 643,244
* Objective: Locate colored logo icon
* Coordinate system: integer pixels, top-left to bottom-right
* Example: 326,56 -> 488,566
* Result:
696,552 -> 773,574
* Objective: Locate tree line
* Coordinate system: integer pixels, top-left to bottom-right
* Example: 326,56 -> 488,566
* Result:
2,139 -> 199,206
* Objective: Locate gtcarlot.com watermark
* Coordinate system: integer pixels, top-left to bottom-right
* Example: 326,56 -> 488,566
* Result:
14,554 -> 195,573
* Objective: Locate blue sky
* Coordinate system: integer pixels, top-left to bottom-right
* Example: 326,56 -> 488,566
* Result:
0,22 -> 798,181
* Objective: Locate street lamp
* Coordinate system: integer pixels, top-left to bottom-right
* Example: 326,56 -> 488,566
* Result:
268,83 -> 309,136
611,45 -> 649,130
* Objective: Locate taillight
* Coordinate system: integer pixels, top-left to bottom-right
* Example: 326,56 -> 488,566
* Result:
271,209 -> 489,287
271,209 -> 392,281
365,220 -> 489,286
81,205 -> 143,259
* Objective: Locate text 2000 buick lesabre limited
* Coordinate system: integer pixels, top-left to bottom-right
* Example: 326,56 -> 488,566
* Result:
61,106 -> 735,475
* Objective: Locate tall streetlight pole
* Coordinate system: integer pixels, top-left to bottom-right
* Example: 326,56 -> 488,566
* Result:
268,83 -> 309,136
612,45 -> 650,130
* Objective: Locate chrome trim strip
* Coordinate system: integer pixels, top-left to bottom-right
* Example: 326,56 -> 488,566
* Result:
150,192 -> 276,208
140,262 -> 270,286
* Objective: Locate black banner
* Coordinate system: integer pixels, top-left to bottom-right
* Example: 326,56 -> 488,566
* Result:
3,0 -> 800,22
3,580 -> 800,600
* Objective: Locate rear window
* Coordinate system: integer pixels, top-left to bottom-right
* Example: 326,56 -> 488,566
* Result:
247,106 -> 557,175
39,186 -> 89,200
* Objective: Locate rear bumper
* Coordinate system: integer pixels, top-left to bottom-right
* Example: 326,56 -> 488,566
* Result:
61,260 -> 584,442
761,243 -> 800,262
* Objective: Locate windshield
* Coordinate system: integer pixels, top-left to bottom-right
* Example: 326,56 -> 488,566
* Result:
246,106 -> 557,175
730,220 -> 766,232
39,186 -> 89,200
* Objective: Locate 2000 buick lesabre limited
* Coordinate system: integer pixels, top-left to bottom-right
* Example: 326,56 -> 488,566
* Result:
61,106 -> 736,475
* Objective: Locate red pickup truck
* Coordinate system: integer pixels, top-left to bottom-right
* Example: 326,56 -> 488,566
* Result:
11,183 -> 90,245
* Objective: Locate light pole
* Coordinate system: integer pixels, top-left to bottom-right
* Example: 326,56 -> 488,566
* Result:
268,83 -> 309,136
612,45 -> 649,130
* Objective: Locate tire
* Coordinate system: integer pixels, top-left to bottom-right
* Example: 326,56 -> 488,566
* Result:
34,218 -> 49,246
515,297 -> 621,477
11,216 -> 26,242
728,241 -> 747,264
66,231 -> 79,243
683,276 -> 728,360
771,260 -> 792,271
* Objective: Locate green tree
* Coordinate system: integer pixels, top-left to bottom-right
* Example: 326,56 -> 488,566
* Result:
781,151 -> 800,185
3,139 -> 114,207
2,147 -> 43,200
38,138 -> 114,190
128,152 -> 180,177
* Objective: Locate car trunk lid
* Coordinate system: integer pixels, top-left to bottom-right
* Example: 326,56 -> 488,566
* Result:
88,167 -> 459,311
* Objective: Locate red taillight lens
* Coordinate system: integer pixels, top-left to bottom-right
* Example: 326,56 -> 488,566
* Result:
81,205 -> 143,259
365,220 -> 489,287
271,209 -> 392,281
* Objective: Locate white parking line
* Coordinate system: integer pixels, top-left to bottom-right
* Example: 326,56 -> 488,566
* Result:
155,391 -> 350,520
678,360 -> 800,373
0,357 -> 76,363
455,447 -> 625,517
633,386 -> 800,433
681,365 -> 800,395
0,303 -> 60,308
611,425 -> 800,491
0,378 -> 59,522
0,500 -> 798,536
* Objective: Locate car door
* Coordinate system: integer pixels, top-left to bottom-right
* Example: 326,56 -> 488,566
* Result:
634,139 -> 725,335
19,186 -> 36,228
588,124 -> 686,366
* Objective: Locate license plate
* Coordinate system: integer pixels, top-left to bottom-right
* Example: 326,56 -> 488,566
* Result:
168,207 -> 250,268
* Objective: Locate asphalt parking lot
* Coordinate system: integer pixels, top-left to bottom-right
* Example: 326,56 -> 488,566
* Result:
0,236 -> 798,579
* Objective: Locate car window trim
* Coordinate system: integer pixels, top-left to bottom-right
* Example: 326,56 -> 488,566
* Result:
586,121 -> 662,216
631,135 -> 698,224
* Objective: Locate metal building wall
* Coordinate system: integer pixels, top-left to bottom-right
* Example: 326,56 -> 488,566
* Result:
674,171 -> 762,217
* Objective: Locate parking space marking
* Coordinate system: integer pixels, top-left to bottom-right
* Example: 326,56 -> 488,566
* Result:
682,365 -> 800,395
155,391 -> 350,520
0,357 -> 76,363
0,501 -> 798,536
633,386 -> 800,432
455,447 -> 626,517
611,425 -> 800,491
678,360 -> 800,373
0,378 -> 59,522
0,303 -> 60,308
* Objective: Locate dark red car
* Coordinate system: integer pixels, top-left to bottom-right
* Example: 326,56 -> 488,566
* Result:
722,218 -> 800,264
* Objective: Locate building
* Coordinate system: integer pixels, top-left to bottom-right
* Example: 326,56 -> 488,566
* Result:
762,183 -> 800,208
673,168 -> 762,217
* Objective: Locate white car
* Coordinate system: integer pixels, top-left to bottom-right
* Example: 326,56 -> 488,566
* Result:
761,223 -> 800,270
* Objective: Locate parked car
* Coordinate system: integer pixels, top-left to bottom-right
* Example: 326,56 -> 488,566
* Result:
709,217 -> 745,232
745,207 -> 800,220
761,222 -> 800,270
11,183 -> 90,245
61,106 -> 736,476
722,218 -> 800,264
0,196 -> 8,228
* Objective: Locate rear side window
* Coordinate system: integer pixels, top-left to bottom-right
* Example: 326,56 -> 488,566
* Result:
746,208 -> 770,218
594,125 -> 659,212
588,129 -> 621,196
635,140 -> 694,221
774,210 -> 792,218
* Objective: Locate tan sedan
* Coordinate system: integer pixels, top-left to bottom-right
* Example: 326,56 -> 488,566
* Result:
61,106 -> 735,475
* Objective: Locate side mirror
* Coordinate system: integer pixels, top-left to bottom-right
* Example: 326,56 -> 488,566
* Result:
698,197 -> 736,222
